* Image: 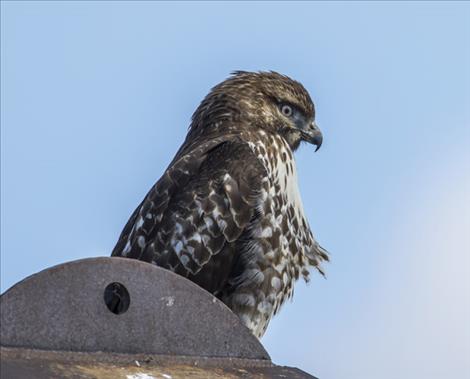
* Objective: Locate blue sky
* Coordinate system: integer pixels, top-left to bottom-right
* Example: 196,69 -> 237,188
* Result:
1,2 -> 469,378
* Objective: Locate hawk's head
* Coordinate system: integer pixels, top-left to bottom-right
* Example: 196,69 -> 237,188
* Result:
191,71 -> 322,151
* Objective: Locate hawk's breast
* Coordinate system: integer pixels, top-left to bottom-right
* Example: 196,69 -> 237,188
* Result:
244,130 -> 313,281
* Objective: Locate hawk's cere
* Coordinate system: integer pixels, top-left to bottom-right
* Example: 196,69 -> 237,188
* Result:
112,71 -> 328,338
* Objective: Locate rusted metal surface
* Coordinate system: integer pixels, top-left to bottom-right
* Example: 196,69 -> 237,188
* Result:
0,257 -> 317,378
0,257 -> 268,359
0,347 -> 317,379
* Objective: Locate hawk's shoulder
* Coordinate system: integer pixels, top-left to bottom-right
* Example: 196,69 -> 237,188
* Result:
112,135 -> 268,284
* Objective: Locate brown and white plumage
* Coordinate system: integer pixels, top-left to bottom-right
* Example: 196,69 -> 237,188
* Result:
112,71 -> 328,338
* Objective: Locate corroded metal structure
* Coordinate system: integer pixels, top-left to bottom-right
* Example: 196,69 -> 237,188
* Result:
0,257 -> 316,378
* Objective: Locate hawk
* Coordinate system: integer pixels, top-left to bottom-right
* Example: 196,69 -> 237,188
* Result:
112,71 -> 328,338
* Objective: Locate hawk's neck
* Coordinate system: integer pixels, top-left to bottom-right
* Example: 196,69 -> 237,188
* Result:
243,130 -> 307,223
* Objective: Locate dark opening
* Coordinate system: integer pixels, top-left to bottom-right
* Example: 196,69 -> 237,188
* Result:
104,282 -> 130,315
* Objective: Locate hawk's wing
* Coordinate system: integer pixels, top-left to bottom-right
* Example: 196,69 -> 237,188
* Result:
112,137 -> 267,293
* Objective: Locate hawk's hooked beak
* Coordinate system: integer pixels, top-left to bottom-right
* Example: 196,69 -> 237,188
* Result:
301,121 -> 323,151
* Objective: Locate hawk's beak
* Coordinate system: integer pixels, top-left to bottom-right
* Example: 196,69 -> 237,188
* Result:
302,121 -> 323,152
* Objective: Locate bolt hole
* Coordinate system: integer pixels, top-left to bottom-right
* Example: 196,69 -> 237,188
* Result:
104,282 -> 130,315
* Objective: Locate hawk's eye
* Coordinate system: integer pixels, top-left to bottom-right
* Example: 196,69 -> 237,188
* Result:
280,104 -> 293,117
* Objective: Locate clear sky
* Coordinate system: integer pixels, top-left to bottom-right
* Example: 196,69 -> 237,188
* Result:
1,2 -> 469,378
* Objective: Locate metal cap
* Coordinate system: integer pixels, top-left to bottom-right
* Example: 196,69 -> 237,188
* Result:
0,257 -> 269,360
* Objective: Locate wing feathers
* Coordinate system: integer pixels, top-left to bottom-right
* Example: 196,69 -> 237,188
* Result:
112,138 -> 267,285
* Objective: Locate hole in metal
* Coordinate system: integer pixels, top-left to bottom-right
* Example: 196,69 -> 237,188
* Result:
104,282 -> 130,315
